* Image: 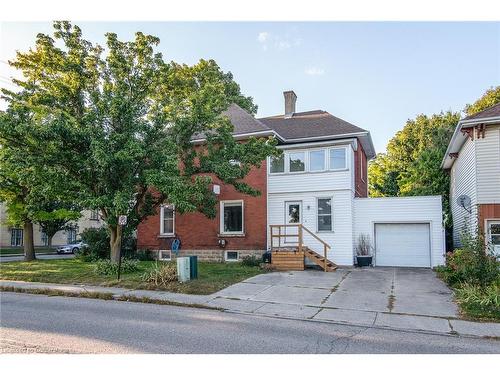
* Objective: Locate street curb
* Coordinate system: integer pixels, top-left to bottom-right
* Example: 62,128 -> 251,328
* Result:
1,281 -> 498,340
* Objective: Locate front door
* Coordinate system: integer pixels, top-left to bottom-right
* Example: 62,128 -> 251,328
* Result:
487,221 -> 500,256
284,201 -> 302,243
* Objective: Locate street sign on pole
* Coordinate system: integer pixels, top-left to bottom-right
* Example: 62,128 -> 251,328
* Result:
117,215 -> 127,281
118,215 -> 127,226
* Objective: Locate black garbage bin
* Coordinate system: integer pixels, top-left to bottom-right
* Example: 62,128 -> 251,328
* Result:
189,256 -> 198,279
262,251 -> 272,263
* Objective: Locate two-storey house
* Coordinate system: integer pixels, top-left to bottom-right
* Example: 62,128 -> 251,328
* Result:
137,91 -> 445,268
442,103 -> 500,254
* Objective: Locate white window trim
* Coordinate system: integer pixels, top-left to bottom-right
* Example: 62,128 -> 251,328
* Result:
158,249 -> 172,261
309,149 -> 326,172
160,205 -> 175,236
268,146 -> 349,175
220,200 -> 245,235
269,155 -> 285,174
11,228 -> 23,247
328,147 -> 348,171
224,250 -> 240,262
287,151 -> 307,174
487,220 -> 500,248
316,197 -> 334,232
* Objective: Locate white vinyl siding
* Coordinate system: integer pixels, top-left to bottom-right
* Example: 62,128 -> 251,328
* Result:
475,125 -> 500,204
354,196 -> 444,268
268,190 -> 354,266
268,146 -> 353,194
449,137 -> 478,247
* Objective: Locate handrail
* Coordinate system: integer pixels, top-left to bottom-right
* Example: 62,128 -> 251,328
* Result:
270,224 -> 330,250
270,223 -> 331,272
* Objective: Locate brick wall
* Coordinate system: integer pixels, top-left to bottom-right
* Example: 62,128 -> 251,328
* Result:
137,160 -> 268,254
354,139 -> 368,197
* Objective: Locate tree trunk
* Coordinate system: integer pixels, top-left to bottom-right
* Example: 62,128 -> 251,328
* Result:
109,225 -> 122,263
47,235 -> 53,249
24,220 -> 36,261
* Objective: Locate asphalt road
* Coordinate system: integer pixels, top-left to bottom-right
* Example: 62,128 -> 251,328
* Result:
0,253 -> 75,263
1,292 -> 499,354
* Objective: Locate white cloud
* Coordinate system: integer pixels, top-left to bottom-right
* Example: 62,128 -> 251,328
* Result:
305,67 -> 325,76
256,31 -> 301,51
257,32 -> 269,43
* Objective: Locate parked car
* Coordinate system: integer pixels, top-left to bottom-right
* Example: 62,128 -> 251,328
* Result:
56,241 -> 87,254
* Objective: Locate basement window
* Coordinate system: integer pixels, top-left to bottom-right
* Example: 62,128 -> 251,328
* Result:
158,250 -> 172,261
225,251 -> 239,262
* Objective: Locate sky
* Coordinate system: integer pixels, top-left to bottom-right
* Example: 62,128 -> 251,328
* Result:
1,21 -> 499,153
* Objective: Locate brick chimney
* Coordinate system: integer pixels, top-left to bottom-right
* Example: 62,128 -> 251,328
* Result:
284,90 -> 297,118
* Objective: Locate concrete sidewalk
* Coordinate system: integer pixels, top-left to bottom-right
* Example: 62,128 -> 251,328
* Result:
1,278 -> 499,339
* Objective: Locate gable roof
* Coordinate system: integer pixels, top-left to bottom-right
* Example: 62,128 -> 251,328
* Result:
462,102 -> 500,121
258,110 -> 376,158
441,102 -> 500,169
192,103 -> 275,141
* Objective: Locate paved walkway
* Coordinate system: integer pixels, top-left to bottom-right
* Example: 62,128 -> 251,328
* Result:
1,268 -> 499,339
0,254 -> 75,263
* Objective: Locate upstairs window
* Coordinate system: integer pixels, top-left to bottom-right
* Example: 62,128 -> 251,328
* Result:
270,155 -> 284,173
330,148 -> 346,170
310,150 -> 326,171
160,205 -> 175,235
289,152 -> 306,172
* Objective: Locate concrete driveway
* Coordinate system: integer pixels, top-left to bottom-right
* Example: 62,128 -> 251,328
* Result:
213,267 -> 459,319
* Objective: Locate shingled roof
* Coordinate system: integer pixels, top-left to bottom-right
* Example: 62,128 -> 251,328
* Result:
258,110 -> 368,140
462,102 -> 500,121
192,103 -> 274,141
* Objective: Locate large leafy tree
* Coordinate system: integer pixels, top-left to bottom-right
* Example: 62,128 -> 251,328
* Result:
368,86 -> 500,248
1,22 -> 278,262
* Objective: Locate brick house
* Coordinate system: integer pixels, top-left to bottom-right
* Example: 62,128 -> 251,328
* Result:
138,91 -> 445,268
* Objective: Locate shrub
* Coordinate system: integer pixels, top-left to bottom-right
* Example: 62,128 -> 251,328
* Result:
241,255 -> 261,267
437,233 -> 499,288
142,262 -> 177,286
455,281 -> 500,320
79,227 -> 110,261
79,227 -> 137,262
93,259 -> 139,276
133,249 -> 156,261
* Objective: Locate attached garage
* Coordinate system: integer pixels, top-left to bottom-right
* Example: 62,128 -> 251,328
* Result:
354,196 -> 445,268
374,223 -> 431,267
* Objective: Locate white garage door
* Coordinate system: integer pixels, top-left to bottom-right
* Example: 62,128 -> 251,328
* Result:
375,223 -> 431,267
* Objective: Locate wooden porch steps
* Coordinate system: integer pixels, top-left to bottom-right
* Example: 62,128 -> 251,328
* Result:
304,247 -> 338,272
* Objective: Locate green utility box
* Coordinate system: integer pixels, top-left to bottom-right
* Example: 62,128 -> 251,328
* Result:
189,256 -> 198,279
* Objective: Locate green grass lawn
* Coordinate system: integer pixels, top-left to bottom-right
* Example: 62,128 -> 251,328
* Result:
0,247 -> 54,257
0,258 -> 264,295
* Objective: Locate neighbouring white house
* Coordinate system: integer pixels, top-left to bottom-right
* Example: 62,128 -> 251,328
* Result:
263,91 -> 445,268
0,203 -> 103,249
441,102 -> 500,254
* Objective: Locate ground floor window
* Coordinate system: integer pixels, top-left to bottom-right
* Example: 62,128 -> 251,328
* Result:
10,228 -> 23,247
221,200 -> 244,234
160,205 -> 175,235
487,221 -> 500,255
41,230 -> 48,246
66,228 -> 77,243
317,198 -> 332,231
